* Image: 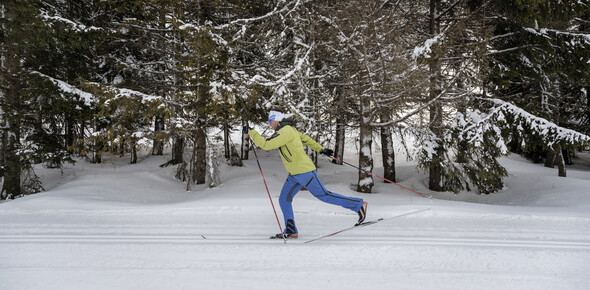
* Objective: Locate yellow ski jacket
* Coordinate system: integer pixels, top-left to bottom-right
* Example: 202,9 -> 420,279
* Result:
248,123 -> 324,175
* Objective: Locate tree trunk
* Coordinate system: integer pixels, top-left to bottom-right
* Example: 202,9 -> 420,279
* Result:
380,125 -> 396,183
152,114 -> 165,155
333,113 -> 345,165
172,136 -> 184,164
357,92 -> 374,193
562,149 -> 572,165
193,128 -> 207,184
130,140 -> 137,164
456,97 -> 468,163
119,140 -> 125,157
1,86 -> 22,199
310,148 -> 318,166
0,4 -> 7,181
428,0 -> 443,192
229,144 -> 243,166
79,120 -> 86,157
587,84 -> 590,135
223,119 -> 230,159
0,6 -> 22,199
379,109 -> 395,183
1,130 -> 21,199
241,119 -> 249,160
357,121 -> 374,193
554,144 -> 566,177
65,116 -> 74,154
206,144 -> 221,188
90,118 -> 102,164
0,121 -> 5,179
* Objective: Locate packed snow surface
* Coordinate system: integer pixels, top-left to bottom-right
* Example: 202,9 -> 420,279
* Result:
1,150 -> 589,290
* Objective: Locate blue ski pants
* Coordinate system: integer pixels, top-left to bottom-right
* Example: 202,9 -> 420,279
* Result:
279,170 -> 364,234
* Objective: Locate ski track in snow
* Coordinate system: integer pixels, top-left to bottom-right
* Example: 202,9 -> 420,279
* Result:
2,234 -> 590,250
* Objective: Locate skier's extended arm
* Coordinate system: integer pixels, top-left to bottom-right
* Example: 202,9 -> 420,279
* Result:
298,132 -> 324,152
299,132 -> 334,156
248,129 -> 290,150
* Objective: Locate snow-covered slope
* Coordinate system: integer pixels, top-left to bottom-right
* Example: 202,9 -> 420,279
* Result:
1,150 -> 589,290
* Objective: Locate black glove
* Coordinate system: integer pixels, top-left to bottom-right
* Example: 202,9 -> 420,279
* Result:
320,148 -> 334,157
242,125 -> 252,134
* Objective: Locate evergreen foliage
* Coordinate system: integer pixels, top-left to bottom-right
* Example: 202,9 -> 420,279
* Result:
1,0 -> 589,199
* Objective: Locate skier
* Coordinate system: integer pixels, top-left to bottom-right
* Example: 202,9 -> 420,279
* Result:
245,107 -> 367,239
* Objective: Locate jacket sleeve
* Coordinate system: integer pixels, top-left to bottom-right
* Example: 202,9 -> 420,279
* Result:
248,129 -> 292,150
299,132 -> 324,152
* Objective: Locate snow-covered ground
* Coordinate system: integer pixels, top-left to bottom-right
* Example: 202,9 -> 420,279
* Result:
1,147 -> 589,290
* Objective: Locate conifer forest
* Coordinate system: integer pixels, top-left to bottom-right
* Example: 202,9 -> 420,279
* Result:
1,0 -> 589,200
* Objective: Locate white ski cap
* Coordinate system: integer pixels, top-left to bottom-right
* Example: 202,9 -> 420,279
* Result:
268,110 -> 285,123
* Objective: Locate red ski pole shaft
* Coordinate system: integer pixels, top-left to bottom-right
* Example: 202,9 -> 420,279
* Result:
248,135 -> 286,241
327,155 -> 431,199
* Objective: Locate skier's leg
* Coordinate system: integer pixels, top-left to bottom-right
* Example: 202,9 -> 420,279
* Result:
297,170 -> 364,212
279,175 -> 302,234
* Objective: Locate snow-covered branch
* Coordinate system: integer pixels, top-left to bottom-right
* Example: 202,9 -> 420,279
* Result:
107,87 -> 162,104
250,43 -> 314,90
39,10 -> 102,32
213,1 -> 298,30
32,72 -> 95,105
523,27 -> 590,44
178,0 -> 302,32
33,72 -> 164,105
485,98 -> 590,147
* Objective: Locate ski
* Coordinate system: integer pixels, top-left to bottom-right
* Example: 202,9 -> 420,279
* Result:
269,233 -> 298,240
304,208 -> 431,244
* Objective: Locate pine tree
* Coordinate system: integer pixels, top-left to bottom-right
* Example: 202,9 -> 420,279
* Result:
306,0 -> 431,193
0,1 -> 74,198
412,0 -> 511,193
485,0 -> 590,176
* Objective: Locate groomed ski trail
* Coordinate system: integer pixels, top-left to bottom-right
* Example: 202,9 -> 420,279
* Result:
2,233 -> 590,250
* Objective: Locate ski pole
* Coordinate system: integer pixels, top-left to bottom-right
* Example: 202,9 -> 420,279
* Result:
322,154 -> 432,199
247,130 -> 286,243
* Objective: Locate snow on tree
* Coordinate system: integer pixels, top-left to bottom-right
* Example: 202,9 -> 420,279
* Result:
2,0 -> 589,200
